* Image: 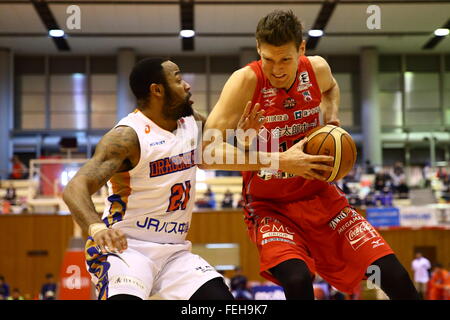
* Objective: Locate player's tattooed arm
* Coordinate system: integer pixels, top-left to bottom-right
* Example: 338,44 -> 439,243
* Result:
62,126 -> 139,233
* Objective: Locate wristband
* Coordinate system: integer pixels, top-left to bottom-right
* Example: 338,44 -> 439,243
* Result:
88,223 -> 108,238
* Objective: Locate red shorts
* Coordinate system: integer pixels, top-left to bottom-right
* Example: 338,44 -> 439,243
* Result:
246,187 -> 394,294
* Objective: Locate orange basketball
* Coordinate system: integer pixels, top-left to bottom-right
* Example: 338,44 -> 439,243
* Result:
304,124 -> 357,182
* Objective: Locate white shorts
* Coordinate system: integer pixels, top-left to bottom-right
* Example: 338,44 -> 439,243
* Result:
85,237 -> 223,300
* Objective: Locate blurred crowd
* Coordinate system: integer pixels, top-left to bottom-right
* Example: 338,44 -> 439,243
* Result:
0,273 -> 57,300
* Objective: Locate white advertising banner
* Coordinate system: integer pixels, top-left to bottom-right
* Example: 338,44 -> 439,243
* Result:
399,206 -> 435,227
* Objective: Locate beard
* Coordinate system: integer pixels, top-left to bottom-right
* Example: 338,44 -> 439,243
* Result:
163,87 -> 194,121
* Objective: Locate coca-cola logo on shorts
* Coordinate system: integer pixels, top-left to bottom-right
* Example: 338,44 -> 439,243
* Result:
345,221 -> 378,251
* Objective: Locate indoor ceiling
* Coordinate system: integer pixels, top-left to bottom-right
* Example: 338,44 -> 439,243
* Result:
0,0 -> 449,55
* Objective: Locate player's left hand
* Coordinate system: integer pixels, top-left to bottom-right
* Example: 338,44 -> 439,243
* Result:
236,101 -> 266,148
237,101 -> 266,131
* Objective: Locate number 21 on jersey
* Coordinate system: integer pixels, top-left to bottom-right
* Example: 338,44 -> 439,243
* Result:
167,180 -> 191,212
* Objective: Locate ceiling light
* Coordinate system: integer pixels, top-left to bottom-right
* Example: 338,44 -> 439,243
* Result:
180,29 -> 195,38
49,29 -> 65,38
308,29 -> 324,37
434,28 -> 449,37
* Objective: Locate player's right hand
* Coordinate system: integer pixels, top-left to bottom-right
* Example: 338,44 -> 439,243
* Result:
279,138 -> 335,180
93,229 -> 128,254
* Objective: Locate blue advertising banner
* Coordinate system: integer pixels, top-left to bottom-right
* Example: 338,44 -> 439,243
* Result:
366,207 -> 400,227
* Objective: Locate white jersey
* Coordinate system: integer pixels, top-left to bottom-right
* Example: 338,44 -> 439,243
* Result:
101,110 -> 199,244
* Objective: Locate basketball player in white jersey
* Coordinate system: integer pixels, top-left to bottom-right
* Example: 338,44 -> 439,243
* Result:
63,58 -> 233,300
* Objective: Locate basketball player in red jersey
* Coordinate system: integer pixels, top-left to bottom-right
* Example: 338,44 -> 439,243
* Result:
202,10 -> 419,299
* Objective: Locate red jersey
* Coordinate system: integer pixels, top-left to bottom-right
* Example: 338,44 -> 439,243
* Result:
243,55 -> 331,205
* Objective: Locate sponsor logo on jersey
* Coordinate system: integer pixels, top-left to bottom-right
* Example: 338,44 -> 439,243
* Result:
302,91 -> 313,102
293,106 -> 320,120
109,275 -> 147,292
372,239 -> 385,248
149,149 -> 196,178
136,217 -> 190,235
195,265 -> 215,274
329,210 -> 349,230
149,140 -> 166,147
265,114 -> 289,123
264,98 -> 276,107
272,119 -> 317,138
337,214 -> 364,235
329,207 -> 361,231
257,169 -> 296,180
259,222 -> 295,235
299,71 -> 310,84
345,221 -> 378,251
145,125 -> 151,134
283,97 -> 296,109
297,83 -> 312,92
261,238 -> 296,246
261,87 -> 278,98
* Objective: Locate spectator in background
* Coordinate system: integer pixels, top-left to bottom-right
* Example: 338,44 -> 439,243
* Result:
442,175 -> 450,203
230,267 -> 253,300
422,162 -> 432,188
4,183 -> 17,205
391,162 -> 409,199
364,160 -> 375,174
195,185 -> 216,209
221,189 -> 234,209
411,252 -> 431,299
7,288 -> 24,300
374,171 -> 387,192
40,273 -> 57,300
9,155 -> 27,179
0,275 -> 10,299
437,167 -> 448,182
428,263 -> 448,300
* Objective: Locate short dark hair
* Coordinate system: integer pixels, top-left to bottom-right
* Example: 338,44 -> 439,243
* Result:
129,57 -> 169,107
256,10 -> 303,49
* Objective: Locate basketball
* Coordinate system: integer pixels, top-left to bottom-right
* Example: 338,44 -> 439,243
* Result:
304,124 -> 357,182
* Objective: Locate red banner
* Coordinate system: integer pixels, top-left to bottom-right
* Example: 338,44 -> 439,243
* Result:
58,250 -> 92,300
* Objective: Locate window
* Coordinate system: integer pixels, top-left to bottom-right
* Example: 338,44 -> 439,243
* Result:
334,73 -> 354,127
379,72 -> 403,129
19,75 -> 46,129
50,73 -> 88,130
91,74 -> 117,129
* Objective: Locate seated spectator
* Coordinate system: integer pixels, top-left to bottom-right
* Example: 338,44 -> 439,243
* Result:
0,275 -> 10,299
230,268 -> 253,300
196,186 -> 216,209
442,176 -> 450,203
221,189 -> 234,208
7,288 -> 24,300
40,273 -> 57,300
391,162 -> 409,199
4,183 -> 17,205
437,167 -> 448,181
9,155 -> 27,179
364,160 -> 375,174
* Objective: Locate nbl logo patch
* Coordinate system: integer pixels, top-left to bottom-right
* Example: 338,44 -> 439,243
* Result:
283,97 -> 296,109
